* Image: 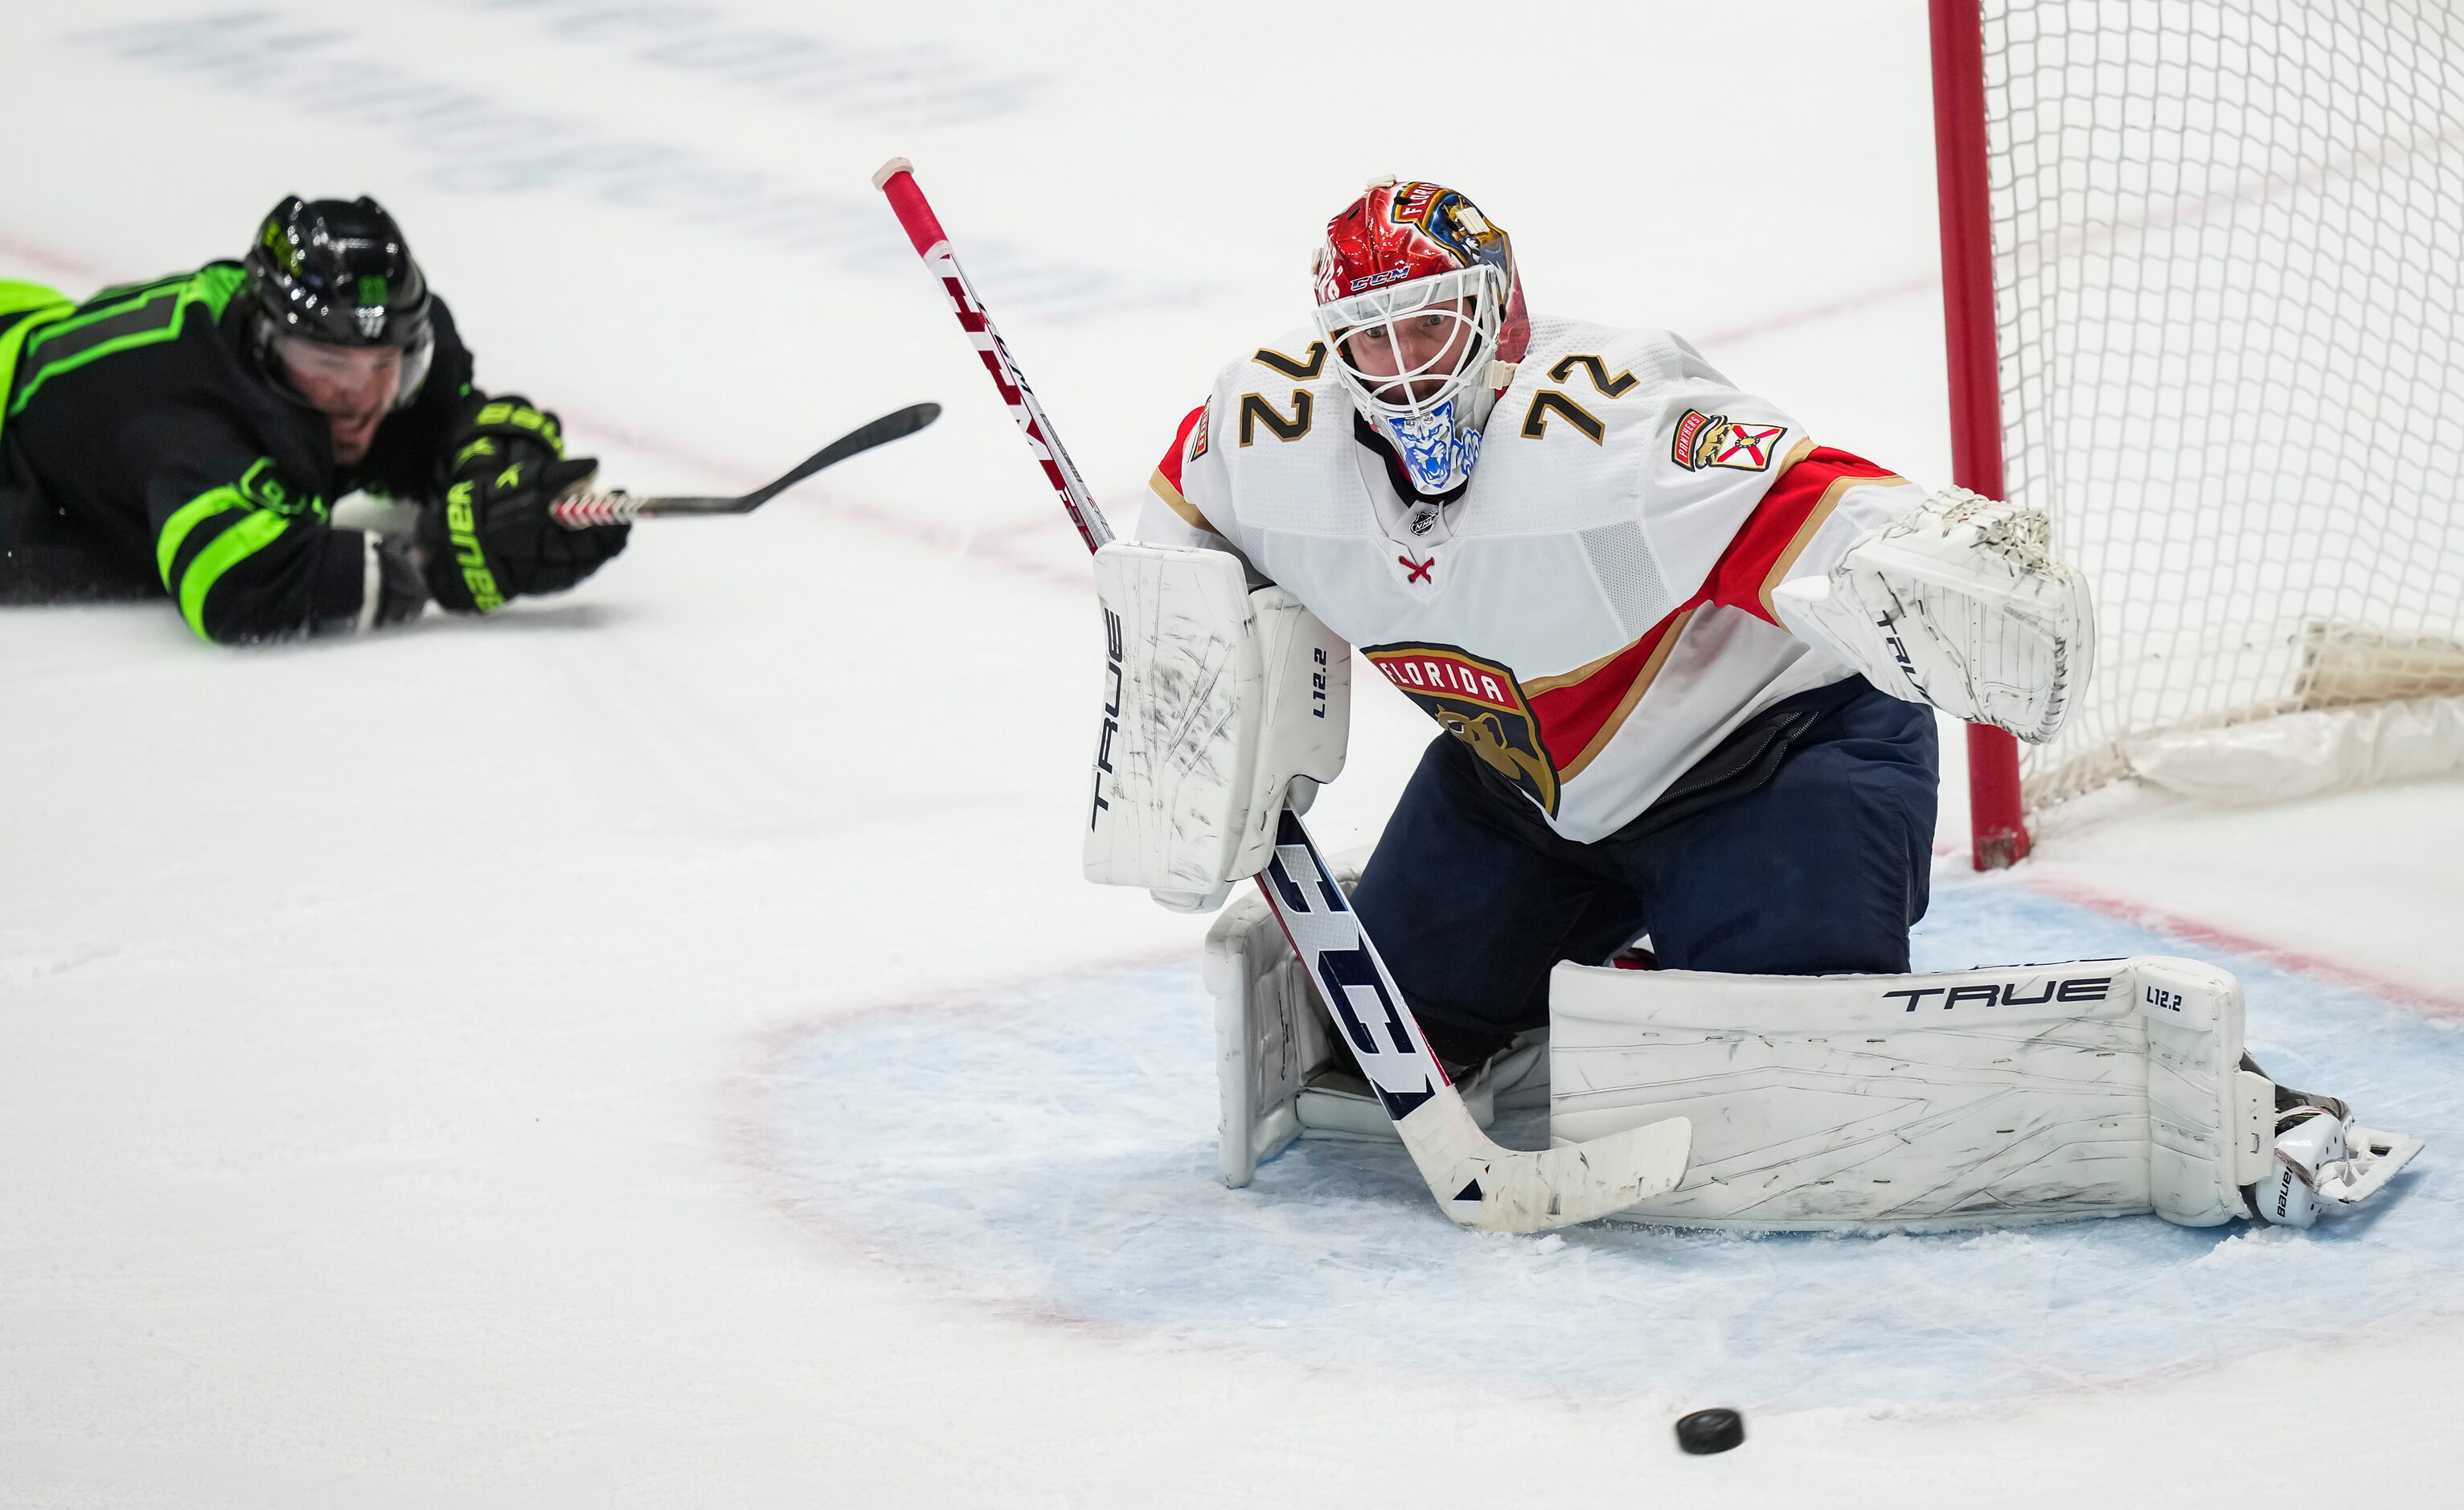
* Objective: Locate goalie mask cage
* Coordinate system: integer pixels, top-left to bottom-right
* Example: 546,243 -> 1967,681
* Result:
1933,0 -> 2464,868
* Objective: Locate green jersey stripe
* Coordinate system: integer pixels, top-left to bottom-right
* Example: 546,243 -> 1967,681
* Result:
10,266 -> 248,418
177,509 -> 293,640
155,486 -> 248,589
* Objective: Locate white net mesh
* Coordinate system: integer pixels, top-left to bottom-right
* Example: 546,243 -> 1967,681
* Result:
1983,0 -> 2464,809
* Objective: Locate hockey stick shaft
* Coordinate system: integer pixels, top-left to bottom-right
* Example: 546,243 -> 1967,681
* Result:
547,402 -> 941,528
872,160 -> 1687,1233
872,160 -> 1110,554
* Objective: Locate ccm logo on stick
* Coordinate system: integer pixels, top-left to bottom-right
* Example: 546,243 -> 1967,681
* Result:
1881,976 -> 2113,1012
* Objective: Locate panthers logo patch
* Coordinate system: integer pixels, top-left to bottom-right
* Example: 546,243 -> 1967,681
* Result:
1671,408 -> 1789,472
1364,643 -> 1560,816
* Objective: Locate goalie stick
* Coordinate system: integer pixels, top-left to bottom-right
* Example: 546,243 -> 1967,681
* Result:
547,403 -> 941,528
871,156 -> 1691,1234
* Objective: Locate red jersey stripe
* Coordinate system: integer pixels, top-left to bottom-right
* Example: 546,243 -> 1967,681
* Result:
1524,609 -> 1695,780
1704,445 -> 1905,624
1158,404 -> 1205,494
1149,403 -> 1221,533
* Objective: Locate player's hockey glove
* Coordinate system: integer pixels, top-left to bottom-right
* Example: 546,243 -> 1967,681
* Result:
417,395 -> 629,613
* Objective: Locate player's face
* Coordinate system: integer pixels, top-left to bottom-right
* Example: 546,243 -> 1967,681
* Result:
1340,298 -> 1478,407
276,339 -> 404,465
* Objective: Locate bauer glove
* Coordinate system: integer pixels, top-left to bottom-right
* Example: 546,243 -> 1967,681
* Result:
417,394 -> 629,613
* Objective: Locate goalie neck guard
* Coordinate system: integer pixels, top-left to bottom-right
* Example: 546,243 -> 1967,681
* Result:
1312,179 -> 1529,498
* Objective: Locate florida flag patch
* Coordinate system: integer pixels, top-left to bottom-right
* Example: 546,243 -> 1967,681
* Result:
1671,409 -> 1790,472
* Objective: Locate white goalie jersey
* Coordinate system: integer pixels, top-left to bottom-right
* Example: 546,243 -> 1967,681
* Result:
1138,316 -> 1924,842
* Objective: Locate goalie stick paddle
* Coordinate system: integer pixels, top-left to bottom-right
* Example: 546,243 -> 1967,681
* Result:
547,402 -> 941,528
872,156 -> 1691,1234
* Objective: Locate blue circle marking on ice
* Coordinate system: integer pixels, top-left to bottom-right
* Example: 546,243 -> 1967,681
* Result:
766,884 -> 2454,1408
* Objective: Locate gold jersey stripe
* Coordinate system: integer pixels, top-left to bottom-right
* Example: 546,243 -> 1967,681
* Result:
1148,467 -> 1221,536
1757,471 -> 1914,620
1556,609 -> 1697,783
1521,632 -> 1642,699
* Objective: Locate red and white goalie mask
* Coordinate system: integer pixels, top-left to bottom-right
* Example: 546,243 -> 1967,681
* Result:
1312,179 -> 1530,496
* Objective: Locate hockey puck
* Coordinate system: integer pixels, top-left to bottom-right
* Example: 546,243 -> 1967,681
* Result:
1675,1407 -> 1744,1455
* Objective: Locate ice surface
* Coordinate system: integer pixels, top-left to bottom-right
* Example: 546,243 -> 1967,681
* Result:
765,883 -> 2453,1409
4,2 -> 2463,1505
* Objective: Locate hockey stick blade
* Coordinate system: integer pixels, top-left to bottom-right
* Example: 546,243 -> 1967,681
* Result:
549,402 -> 941,527
1404,1095 -> 1693,1233
875,158 -> 1693,1234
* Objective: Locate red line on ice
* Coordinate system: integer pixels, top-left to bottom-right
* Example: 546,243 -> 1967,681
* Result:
1697,274 -> 1937,348
2023,876 -> 2464,1022
0,233 -> 118,285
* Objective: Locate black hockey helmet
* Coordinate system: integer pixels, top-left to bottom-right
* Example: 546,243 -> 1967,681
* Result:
244,195 -> 432,347
243,195 -> 436,410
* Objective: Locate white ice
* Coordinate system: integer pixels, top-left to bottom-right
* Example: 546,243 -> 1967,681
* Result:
3,2 -> 2462,1505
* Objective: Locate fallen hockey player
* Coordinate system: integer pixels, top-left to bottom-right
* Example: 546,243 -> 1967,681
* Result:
0,195 -> 628,641
1084,178 -> 2420,1233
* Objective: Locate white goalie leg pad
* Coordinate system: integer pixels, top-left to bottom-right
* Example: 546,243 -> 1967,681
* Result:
1204,874 -> 1546,1188
1084,543 -> 1350,908
1773,488 -> 2094,745
1548,957 -> 2298,1231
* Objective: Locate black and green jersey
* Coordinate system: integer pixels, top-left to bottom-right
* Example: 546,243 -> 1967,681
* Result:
0,261 -> 478,642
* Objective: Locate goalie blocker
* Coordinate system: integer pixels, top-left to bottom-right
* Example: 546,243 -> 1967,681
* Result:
1212,888 -> 2419,1231
1084,542 -> 1350,910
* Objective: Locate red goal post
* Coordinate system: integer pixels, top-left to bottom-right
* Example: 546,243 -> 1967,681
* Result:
1931,0 -> 2028,868
1930,0 -> 2464,869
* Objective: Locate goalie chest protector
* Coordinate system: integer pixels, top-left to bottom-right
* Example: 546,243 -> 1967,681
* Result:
1157,316 -> 1904,841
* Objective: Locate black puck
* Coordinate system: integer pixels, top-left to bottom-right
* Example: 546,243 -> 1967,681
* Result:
1675,1407 -> 1744,1455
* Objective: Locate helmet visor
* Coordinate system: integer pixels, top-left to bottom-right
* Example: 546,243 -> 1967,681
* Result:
1314,265 -> 1503,421
272,323 -> 433,416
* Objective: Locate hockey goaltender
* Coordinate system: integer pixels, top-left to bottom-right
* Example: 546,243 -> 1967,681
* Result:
1080,178 -> 2421,1236
0,195 -> 628,642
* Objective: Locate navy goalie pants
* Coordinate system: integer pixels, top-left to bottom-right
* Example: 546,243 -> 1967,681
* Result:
1350,677 -> 1940,1065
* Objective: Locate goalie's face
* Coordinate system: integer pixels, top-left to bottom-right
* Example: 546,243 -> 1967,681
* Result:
1315,266 -> 1508,495
1336,298 -> 1480,408
1316,266 -> 1501,423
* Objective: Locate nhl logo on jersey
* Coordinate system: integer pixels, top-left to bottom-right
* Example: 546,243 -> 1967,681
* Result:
1365,643 -> 1561,816
1671,408 -> 1789,472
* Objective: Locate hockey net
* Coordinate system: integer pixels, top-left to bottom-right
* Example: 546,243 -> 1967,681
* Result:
1974,0 -> 2464,814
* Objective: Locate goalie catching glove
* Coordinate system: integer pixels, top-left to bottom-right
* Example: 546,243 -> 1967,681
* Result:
1774,487 -> 2093,744
416,396 -> 629,613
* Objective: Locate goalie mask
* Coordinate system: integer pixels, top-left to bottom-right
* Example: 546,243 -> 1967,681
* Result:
1312,179 -> 1530,497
